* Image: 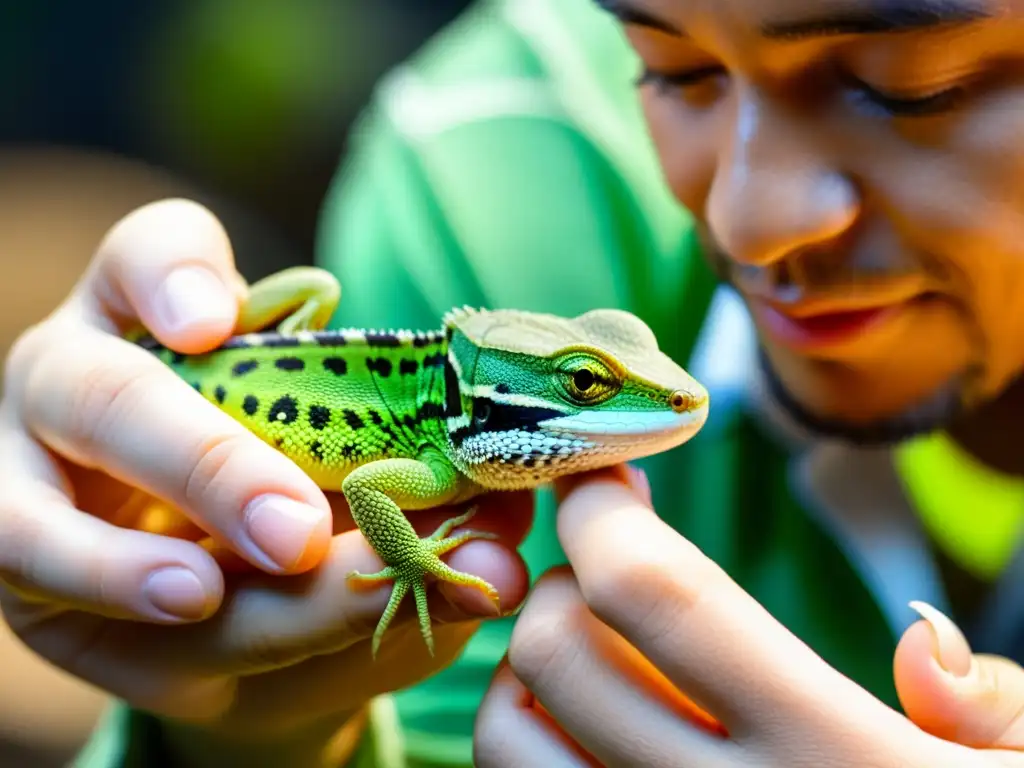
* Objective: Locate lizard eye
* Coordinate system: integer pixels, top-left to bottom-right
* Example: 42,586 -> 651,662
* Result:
556,355 -> 620,405
572,369 -> 595,392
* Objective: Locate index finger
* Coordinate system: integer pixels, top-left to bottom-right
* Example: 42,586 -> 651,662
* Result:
552,470 -> 884,735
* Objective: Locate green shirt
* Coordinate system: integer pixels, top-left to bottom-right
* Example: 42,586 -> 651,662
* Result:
77,0 -> 996,765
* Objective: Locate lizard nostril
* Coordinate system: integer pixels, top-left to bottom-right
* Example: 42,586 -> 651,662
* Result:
670,390 -> 695,413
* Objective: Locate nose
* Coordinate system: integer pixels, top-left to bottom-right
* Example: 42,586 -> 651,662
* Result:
705,94 -> 860,268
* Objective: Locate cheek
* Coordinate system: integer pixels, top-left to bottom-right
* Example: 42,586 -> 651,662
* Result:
881,110 -> 1024,257
875,91 -> 1024,388
640,94 -> 718,217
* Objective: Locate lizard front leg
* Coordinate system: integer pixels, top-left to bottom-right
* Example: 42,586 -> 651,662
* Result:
342,451 -> 500,659
236,265 -> 342,334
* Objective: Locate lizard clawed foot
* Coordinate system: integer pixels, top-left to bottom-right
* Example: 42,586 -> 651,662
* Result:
346,505 -> 501,659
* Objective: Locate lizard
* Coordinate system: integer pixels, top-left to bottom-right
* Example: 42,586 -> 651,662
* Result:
130,266 -> 710,659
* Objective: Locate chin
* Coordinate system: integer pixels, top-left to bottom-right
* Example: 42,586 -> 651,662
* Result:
756,348 -> 966,447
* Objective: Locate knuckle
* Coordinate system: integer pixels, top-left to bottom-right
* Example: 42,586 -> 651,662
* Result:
580,557 -> 652,620
234,624 -> 310,671
507,600 -> 576,690
584,554 -> 716,639
182,430 -> 254,510
67,356 -> 166,453
241,636 -> 301,670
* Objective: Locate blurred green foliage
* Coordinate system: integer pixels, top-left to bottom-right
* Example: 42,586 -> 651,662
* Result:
0,0 -> 469,250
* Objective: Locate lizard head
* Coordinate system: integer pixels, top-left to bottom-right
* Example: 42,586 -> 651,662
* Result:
440,306 -> 709,490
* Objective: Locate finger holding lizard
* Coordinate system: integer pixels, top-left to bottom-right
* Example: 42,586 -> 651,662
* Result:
0,199 -> 336,628
0,198 -> 537,731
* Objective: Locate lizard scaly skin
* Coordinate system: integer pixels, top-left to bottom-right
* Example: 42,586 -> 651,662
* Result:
132,267 -> 710,658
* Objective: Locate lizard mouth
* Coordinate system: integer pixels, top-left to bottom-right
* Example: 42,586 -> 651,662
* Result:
537,403 -> 709,440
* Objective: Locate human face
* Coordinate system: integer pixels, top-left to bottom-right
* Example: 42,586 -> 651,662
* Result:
601,0 -> 1024,443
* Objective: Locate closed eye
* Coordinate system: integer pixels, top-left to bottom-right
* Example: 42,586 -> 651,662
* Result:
638,65 -> 966,119
635,65 -> 725,91
843,76 -> 966,117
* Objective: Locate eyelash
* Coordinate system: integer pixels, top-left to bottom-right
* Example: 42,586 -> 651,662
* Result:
636,67 -> 964,118
843,76 -> 965,117
635,67 -> 724,92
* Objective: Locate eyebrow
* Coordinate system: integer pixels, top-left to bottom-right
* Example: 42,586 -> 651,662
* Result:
593,0 -> 993,39
593,0 -> 683,35
761,1 -> 993,39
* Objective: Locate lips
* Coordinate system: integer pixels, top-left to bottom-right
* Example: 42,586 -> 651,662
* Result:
751,299 -> 905,350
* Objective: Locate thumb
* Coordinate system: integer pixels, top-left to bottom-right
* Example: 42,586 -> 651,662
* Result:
894,600 -> 1024,750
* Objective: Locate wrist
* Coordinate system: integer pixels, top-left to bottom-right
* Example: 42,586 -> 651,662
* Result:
156,705 -> 371,768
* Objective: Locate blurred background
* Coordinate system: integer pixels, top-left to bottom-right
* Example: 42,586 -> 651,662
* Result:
0,1 -> 471,764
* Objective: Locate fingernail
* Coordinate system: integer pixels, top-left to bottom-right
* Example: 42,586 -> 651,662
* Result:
244,494 -> 326,571
626,464 -> 653,506
909,600 -> 974,678
143,567 -> 212,621
153,266 -> 235,335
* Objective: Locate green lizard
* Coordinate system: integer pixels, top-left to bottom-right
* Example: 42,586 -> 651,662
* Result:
132,267 -> 710,658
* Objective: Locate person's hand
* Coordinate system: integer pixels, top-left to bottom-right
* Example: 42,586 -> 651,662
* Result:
0,199 -> 531,767
475,466 -> 1024,767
